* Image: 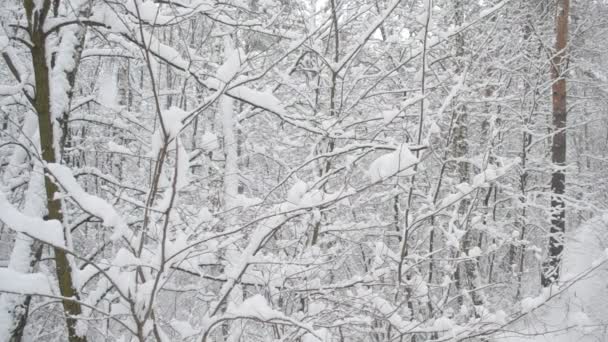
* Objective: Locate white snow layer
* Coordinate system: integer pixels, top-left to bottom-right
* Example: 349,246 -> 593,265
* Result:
0,192 -> 65,247
216,47 -> 243,83
150,107 -> 188,157
287,180 -> 308,204
47,163 -> 128,238
500,214 -> 608,341
0,269 -> 53,296
161,106 -> 188,140
227,294 -> 278,320
368,144 -> 418,182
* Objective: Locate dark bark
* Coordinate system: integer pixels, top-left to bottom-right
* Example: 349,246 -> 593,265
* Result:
24,0 -> 88,340
542,0 -> 569,287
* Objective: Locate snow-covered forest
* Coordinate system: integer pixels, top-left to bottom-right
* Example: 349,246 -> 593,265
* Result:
1,0 -> 608,341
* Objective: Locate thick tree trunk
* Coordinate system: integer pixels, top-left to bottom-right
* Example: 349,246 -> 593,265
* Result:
542,0 -> 569,287
24,0 -> 88,340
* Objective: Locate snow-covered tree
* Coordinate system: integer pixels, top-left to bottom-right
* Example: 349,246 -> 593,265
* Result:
1,0 -> 608,341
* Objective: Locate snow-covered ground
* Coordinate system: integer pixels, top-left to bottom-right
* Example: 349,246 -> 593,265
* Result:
499,214 -> 608,342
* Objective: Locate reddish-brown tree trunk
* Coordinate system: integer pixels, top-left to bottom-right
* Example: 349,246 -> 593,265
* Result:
543,0 -> 569,287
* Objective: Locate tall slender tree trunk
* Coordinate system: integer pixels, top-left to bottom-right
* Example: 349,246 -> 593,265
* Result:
450,0 -> 483,313
542,0 -> 569,287
310,0 -> 340,247
219,36 -> 244,342
24,0 -> 88,341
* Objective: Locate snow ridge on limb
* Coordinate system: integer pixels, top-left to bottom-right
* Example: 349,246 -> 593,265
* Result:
0,192 -> 65,247
200,294 -> 324,342
368,144 -> 418,182
46,163 -> 129,240
0,269 -> 53,297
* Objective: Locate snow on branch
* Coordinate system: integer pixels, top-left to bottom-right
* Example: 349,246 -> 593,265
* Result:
0,268 -> 53,296
0,192 -> 65,247
47,163 -> 128,240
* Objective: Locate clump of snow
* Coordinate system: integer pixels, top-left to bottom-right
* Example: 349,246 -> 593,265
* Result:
142,33 -> 188,70
382,109 -> 400,124
428,121 -> 441,135
455,182 -> 473,194
227,294 -> 278,320
434,316 -> 453,331
113,248 -> 140,268
92,3 -> 188,69
299,189 -> 324,207
160,106 -> 188,139
368,144 -> 418,182
50,28 -> 80,120
125,0 -> 172,25
216,47 -> 244,83
0,269 -> 53,296
47,163 -> 128,239
150,107 -> 189,157
409,274 -> 429,299
467,246 -> 482,258
0,192 -> 65,247
221,83 -> 286,114
520,283 -> 556,313
108,141 -> 131,154
472,165 -> 498,187
287,179 -> 308,204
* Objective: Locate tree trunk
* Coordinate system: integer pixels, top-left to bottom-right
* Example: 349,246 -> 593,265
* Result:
542,0 -> 569,287
24,0 -> 88,340
450,0 -> 483,313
